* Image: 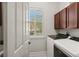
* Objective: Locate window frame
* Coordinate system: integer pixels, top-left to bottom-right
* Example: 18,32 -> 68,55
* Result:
28,8 -> 44,36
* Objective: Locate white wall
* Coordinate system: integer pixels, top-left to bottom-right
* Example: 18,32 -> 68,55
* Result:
58,27 -> 79,38
29,2 -> 58,52
29,2 -> 57,35
29,37 -> 46,52
58,2 -> 71,12
68,29 -> 79,37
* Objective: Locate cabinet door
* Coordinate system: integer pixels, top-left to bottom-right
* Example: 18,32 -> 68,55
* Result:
60,8 -> 67,29
47,37 -> 54,57
67,3 -> 77,28
54,13 -> 60,29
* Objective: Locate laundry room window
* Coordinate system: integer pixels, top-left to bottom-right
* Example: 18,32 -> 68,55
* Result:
28,9 -> 43,36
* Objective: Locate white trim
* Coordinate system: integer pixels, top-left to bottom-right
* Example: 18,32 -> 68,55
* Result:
28,7 -> 44,36
30,35 -> 46,39
2,2 -> 7,57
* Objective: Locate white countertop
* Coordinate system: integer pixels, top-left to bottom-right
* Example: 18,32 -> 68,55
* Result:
54,39 -> 79,57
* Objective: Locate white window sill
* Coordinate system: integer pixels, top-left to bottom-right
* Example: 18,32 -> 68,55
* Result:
30,35 -> 46,39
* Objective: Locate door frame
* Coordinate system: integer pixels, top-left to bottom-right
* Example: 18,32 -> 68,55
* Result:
2,2 -> 7,57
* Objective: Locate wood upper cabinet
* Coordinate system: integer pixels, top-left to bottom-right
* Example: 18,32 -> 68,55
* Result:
59,8 -> 67,29
54,2 -> 79,29
54,13 -> 60,29
67,3 -> 77,29
54,8 -> 67,29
